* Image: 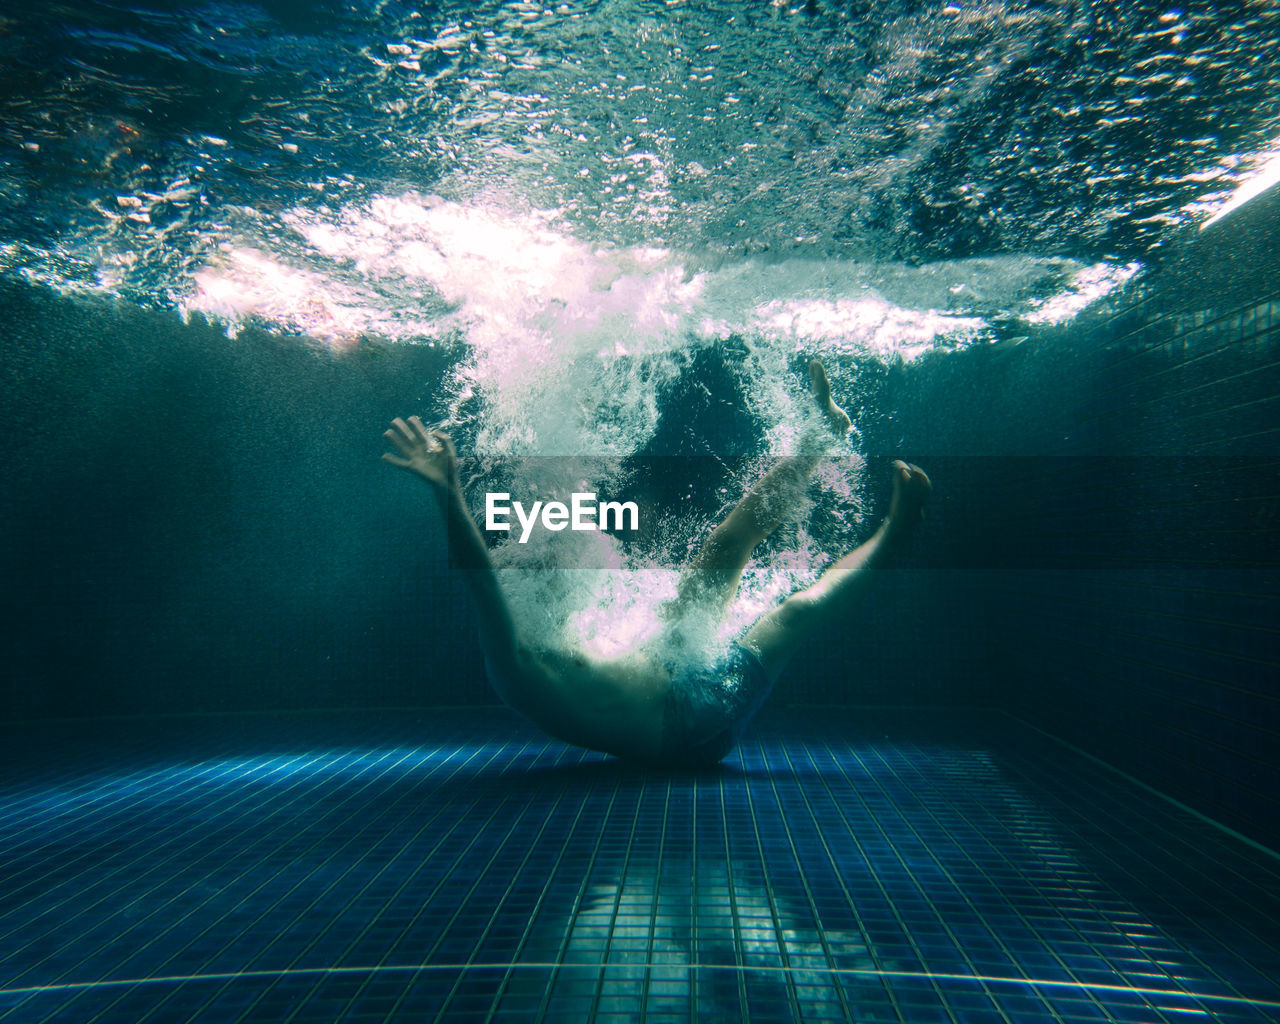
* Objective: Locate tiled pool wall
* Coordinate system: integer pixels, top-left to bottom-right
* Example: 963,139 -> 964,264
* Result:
867,186 -> 1280,851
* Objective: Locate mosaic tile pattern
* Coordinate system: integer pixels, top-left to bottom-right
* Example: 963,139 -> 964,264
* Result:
1,710 -> 1277,1022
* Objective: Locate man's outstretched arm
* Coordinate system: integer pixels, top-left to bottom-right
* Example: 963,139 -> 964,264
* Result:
382,417 -> 519,671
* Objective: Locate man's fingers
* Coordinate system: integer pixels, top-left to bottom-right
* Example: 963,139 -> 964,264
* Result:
407,416 -> 432,446
384,427 -> 414,458
428,430 -> 454,455
389,417 -> 416,445
381,452 -> 411,469
388,416 -> 449,457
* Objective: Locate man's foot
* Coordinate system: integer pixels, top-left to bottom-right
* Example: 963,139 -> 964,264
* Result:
809,359 -> 852,435
887,460 -> 931,535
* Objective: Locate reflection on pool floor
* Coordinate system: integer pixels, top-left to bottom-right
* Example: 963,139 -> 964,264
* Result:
1,708 -> 1277,1023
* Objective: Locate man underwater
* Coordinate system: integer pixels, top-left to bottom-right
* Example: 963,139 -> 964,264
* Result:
383,361 -> 930,767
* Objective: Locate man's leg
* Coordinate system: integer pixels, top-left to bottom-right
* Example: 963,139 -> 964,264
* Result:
739,461 -> 931,683
668,360 -> 852,615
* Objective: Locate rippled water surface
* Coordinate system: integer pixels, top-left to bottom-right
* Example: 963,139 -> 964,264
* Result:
3,0 -> 1278,317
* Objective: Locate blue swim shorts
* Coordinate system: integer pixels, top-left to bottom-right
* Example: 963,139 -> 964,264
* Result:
659,643 -> 775,768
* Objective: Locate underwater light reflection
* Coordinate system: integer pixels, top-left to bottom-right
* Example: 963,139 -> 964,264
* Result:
1198,144 -> 1280,230
512,744 -> 1232,1019
0,746 -> 490,824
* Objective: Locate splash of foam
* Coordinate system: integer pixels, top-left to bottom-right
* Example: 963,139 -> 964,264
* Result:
182,195 -> 1125,456
187,249 -> 369,345
1024,262 -> 1140,325
295,195 -> 708,456
753,295 -> 987,361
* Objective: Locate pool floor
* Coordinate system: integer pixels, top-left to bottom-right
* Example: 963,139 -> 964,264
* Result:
1,708 -> 1277,1023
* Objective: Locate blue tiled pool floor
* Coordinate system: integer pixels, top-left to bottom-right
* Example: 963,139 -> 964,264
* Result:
1,708 -> 1277,1023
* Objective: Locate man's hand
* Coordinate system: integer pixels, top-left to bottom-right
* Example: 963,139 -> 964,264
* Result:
382,417 -> 459,489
